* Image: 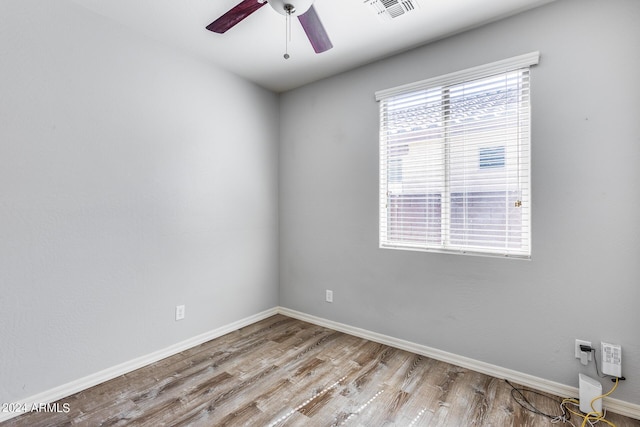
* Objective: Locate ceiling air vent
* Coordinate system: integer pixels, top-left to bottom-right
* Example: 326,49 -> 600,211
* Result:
364,0 -> 420,21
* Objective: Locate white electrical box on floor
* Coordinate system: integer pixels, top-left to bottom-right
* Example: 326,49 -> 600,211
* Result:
579,373 -> 602,415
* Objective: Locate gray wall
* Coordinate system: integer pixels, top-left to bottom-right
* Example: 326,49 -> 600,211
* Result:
279,0 -> 640,405
0,1 -> 279,403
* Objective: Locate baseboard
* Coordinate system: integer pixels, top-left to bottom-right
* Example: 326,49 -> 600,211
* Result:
277,306 -> 640,421
0,307 -> 279,423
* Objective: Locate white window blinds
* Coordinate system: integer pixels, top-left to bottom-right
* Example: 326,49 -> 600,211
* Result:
377,52 -> 539,259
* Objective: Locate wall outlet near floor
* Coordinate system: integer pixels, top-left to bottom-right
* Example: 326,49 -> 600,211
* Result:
175,304 -> 185,321
575,339 -> 592,364
325,290 -> 333,303
601,342 -> 622,377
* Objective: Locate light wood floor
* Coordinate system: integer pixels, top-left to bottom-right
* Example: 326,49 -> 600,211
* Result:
3,315 -> 639,426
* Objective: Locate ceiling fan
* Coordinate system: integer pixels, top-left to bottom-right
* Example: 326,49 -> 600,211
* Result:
206,0 -> 333,54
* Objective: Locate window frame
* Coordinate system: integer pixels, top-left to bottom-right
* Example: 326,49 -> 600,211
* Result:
376,52 -> 539,259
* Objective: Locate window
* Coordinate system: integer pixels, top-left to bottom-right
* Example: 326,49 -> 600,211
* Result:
377,52 -> 538,258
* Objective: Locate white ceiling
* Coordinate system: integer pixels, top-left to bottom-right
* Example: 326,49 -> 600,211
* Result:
70,0 -> 555,92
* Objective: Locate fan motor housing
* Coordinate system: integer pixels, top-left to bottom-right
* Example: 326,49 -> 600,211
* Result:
267,0 -> 313,16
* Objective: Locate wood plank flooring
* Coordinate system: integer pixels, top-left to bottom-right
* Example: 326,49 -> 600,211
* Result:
2,315 -> 639,426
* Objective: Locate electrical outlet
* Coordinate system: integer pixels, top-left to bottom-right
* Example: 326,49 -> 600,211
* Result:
175,305 -> 185,321
325,290 -> 333,303
575,339 -> 592,363
601,342 -> 622,377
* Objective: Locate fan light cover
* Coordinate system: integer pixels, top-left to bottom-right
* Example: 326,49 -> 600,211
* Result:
267,0 -> 313,16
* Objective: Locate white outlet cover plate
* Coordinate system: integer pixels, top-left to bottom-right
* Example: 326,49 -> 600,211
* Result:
601,342 -> 622,377
176,305 -> 185,320
575,339 -> 592,361
325,290 -> 333,303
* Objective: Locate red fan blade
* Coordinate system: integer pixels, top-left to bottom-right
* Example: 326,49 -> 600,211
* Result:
298,5 -> 333,53
206,0 -> 267,34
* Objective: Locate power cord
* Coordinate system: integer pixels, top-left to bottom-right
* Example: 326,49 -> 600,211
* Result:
507,375 -> 623,426
505,380 -> 573,424
506,346 -> 626,426
560,377 -> 619,427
